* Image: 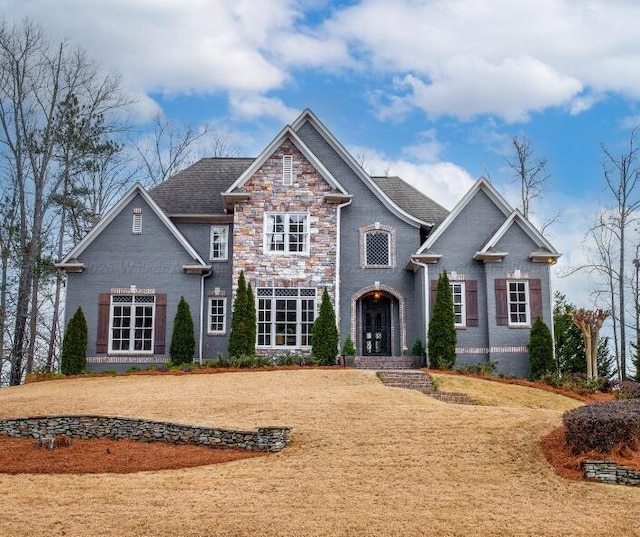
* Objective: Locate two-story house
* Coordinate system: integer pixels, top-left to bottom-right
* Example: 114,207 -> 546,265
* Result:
57,109 -> 560,377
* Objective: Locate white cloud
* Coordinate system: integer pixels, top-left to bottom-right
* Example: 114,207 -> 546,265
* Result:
348,145 -> 474,209
229,94 -> 299,124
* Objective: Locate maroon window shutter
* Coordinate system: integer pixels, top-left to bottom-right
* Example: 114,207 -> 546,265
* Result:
495,279 -> 508,326
466,280 -> 478,327
529,279 -> 542,322
96,293 -> 110,353
430,280 -> 438,315
154,294 -> 167,354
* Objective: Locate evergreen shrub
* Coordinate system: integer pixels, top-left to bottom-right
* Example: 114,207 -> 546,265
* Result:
312,288 -> 339,365
60,307 -> 88,375
428,271 -> 456,369
169,297 -> 195,365
528,316 -> 555,380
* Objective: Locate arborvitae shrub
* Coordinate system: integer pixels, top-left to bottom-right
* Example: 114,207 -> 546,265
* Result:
228,271 -> 249,358
60,307 -> 88,375
428,271 -> 456,369
411,339 -> 425,357
342,334 -> 356,356
312,288 -> 339,365
245,281 -> 256,357
170,296 -> 195,365
528,315 -> 555,380
563,399 -> 640,454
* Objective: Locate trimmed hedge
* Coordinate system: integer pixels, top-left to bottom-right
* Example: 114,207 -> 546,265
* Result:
563,399 -> 640,454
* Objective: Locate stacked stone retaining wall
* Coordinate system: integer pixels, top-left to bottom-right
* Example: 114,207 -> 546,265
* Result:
0,415 -> 291,452
581,460 -> 640,486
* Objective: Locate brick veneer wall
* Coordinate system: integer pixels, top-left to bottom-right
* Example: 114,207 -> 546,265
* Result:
0,416 -> 291,452
581,460 -> 640,486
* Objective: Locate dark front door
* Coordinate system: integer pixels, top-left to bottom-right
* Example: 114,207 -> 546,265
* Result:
362,295 -> 391,355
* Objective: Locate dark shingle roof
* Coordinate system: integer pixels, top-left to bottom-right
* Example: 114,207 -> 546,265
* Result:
149,158 -> 254,215
372,176 -> 449,228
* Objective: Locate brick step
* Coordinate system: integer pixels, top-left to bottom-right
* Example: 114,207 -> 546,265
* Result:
376,371 -> 476,405
355,356 -> 421,370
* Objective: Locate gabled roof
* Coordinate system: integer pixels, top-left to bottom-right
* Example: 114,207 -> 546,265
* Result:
57,183 -> 209,270
223,125 -> 350,204
150,158 -> 253,215
417,177 -> 512,253
292,109 -> 434,229
474,209 -> 561,264
372,176 -> 449,227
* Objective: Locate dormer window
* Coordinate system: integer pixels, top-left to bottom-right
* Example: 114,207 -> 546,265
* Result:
283,155 -> 293,185
132,208 -> 142,235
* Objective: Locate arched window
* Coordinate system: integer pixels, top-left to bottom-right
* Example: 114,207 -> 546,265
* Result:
361,224 -> 395,268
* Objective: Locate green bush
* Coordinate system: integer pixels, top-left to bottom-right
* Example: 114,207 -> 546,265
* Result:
456,361 -> 497,377
428,271 -> 456,369
563,400 -> 640,454
613,380 -> 640,399
228,271 -> 256,357
60,307 -> 88,375
410,339 -> 426,357
274,353 -> 316,366
528,316 -> 554,381
341,335 -> 356,356
169,297 -> 195,365
312,288 -> 339,365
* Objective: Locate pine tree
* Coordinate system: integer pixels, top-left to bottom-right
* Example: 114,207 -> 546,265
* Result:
428,271 -> 456,369
60,307 -> 88,375
342,334 -> 356,356
170,297 -> 195,365
312,288 -> 339,365
228,271 -> 249,357
553,292 -> 586,375
528,315 -> 554,380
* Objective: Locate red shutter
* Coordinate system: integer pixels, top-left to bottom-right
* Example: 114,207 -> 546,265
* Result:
154,294 -> 167,355
96,293 -> 110,353
529,279 -> 542,322
495,279 -> 508,326
466,280 -> 478,327
430,280 -> 438,315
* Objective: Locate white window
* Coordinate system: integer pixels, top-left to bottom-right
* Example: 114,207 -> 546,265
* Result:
132,208 -> 142,235
365,230 -> 391,266
257,288 -> 316,348
209,226 -> 228,260
264,213 -> 309,254
283,155 -> 293,185
450,282 -> 466,327
109,295 -> 155,353
208,297 -> 227,334
508,280 -> 530,326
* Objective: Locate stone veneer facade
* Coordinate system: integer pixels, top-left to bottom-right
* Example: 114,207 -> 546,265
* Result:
232,139 -> 338,355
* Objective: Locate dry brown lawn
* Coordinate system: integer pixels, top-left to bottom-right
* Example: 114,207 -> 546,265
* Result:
0,369 -> 639,537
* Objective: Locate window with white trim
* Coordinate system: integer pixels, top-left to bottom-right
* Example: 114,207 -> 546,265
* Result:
508,280 -> 530,326
257,288 -> 316,348
109,295 -> 155,353
208,297 -> 227,334
283,155 -> 293,185
365,230 -> 391,266
450,282 -> 466,327
264,213 -> 309,254
132,208 -> 142,235
209,226 -> 228,260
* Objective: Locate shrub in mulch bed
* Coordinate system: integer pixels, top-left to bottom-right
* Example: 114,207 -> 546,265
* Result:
563,399 -> 640,455
612,380 -> 640,399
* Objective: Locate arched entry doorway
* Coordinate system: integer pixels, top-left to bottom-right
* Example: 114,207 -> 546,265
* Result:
361,291 -> 392,355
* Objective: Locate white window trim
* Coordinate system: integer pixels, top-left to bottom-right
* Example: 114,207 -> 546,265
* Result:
207,297 -> 227,335
209,225 -> 229,261
108,295 -> 155,355
283,155 -> 293,185
257,288 -> 316,349
507,280 -> 530,327
450,281 -> 466,328
263,212 -> 310,256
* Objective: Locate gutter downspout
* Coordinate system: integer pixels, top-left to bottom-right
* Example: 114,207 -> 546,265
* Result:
548,264 -> 557,371
412,259 -> 430,368
199,268 -> 214,364
335,199 -> 353,338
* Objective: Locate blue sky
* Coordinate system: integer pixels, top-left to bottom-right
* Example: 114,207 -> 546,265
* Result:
4,0 -> 640,307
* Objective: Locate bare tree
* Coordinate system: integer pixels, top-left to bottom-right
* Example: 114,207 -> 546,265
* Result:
598,127 -> 640,380
133,115 -> 240,186
507,136 -> 550,219
0,20 -> 129,384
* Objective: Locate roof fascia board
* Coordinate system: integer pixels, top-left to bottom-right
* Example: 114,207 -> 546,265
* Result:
59,183 -> 208,267
224,125 -> 348,195
478,210 -> 560,255
417,178 -> 513,254
292,109 -> 430,229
